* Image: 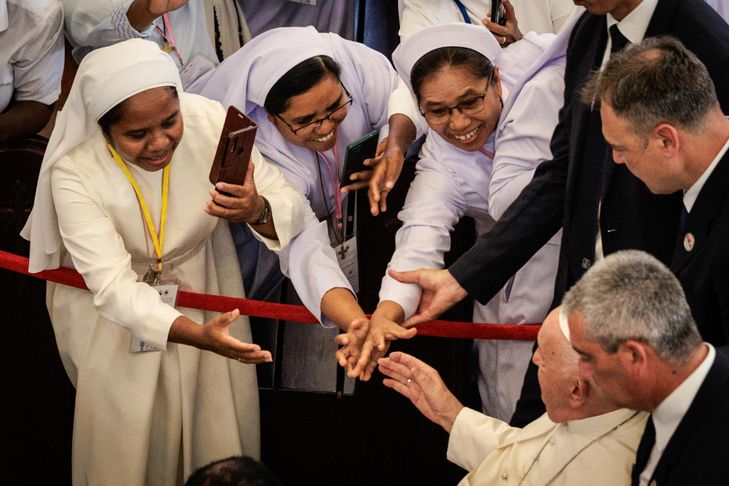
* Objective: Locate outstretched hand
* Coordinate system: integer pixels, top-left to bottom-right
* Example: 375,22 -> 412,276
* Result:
388,268 -> 468,327
378,351 -> 463,432
197,309 -> 272,364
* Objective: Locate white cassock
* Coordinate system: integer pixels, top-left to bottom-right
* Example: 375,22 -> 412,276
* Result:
22,40 -> 307,485
449,407 -> 647,485
705,0 -> 729,22
190,26 -> 418,326
384,24 -> 566,421
398,0 -> 577,41
0,0 -> 64,113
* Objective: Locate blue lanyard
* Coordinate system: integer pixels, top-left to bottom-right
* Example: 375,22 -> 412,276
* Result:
453,0 -> 472,24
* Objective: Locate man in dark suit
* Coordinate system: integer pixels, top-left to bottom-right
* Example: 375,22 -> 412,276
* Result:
389,0 -> 729,424
582,36 -> 729,347
565,250 -> 729,485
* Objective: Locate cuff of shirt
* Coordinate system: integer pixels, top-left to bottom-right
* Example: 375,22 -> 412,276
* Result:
113,0 -> 155,40
140,304 -> 181,350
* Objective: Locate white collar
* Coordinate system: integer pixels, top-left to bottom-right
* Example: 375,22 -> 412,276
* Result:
0,0 -> 8,33
605,0 -> 658,46
652,343 -> 715,454
563,407 -> 641,436
684,132 -> 729,212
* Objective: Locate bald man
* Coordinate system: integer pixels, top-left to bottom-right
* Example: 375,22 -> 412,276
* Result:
378,308 -> 647,485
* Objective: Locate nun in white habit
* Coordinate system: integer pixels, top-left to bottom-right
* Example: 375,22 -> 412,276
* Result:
189,26 -> 419,336
370,23 -> 567,421
22,38 -> 307,485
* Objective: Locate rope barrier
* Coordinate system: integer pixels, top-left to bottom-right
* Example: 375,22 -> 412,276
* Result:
0,250 -> 539,341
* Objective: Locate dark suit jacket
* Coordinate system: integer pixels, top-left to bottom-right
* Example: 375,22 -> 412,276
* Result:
672,149 -> 729,345
449,0 -> 729,307
631,351 -> 729,485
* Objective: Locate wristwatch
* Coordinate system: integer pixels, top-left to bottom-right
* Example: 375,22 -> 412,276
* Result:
251,196 -> 271,225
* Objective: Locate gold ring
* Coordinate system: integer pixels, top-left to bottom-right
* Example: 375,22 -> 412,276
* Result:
500,36 -> 506,45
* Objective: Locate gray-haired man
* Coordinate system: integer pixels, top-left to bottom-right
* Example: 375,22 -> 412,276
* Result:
565,250 -> 729,485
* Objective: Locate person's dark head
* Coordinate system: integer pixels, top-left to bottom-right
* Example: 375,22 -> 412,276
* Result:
410,46 -> 501,152
185,456 -> 283,486
98,85 -> 182,172
581,36 -> 719,194
264,55 -> 350,152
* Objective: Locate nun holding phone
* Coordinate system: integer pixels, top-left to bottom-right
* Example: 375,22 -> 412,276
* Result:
190,26 -> 419,353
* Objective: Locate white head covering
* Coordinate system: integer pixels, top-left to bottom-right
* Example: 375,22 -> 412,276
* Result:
392,23 -> 501,98
189,26 -> 395,218
22,38 -> 182,272
189,26 -> 332,115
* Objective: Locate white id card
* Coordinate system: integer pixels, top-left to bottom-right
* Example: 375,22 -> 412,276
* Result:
130,284 -> 179,354
334,236 -> 359,293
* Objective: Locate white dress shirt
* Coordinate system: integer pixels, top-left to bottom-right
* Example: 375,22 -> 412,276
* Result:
398,0 -> 577,41
639,343 -> 716,485
0,0 -> 63,112
684,134 -> 729,212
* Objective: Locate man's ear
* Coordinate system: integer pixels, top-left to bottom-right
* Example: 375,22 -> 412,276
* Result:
570,377 -> 586,408
618,340 -> 648,372
653,123 -> 680,156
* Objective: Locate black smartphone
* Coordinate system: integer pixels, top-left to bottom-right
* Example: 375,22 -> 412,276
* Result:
340,129 -> 379,187
491,0 -> 506,26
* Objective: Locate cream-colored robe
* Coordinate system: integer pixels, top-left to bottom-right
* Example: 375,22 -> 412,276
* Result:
449,407 -> 648,485
46,93 -> 305,486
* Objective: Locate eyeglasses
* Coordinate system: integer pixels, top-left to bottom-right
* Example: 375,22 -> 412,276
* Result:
275,84 -> 353,135
419,70 -> 494,125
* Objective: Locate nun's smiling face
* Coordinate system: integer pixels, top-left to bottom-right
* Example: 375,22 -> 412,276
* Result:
417,65 -> 502,152
105,87 -> 183,172
268,73 -> 351,152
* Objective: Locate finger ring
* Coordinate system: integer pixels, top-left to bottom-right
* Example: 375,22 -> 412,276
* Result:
406,378 -> 412,386
500,36 -> 506,45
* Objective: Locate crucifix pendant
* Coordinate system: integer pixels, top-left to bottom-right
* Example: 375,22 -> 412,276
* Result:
143,267 -> 161,286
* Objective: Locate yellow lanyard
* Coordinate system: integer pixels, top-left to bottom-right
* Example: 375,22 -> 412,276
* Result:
108,144 -> 170,272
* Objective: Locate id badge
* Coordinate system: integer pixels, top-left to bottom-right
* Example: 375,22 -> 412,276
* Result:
334,236 -> 359,293
130,283 -> 179,354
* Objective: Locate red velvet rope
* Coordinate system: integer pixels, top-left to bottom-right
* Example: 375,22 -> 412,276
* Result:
0,250 -> 539,341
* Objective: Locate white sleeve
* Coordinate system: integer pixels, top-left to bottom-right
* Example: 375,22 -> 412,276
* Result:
50,157 -> 181,349
378,161 -> 465,318
447,407 -> 521,470
9,1 -> 64,105
489,67 -> 564,220
279,216 -> 354,327
248,147 -> 310,252
398,0 -> 457,41
63,0 -> 155,56
386,77 -> 429,140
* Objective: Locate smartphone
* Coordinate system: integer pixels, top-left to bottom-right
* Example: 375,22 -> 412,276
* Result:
340,129 -> 379,187
209,105 -> 257,189
491,0 -> 506,26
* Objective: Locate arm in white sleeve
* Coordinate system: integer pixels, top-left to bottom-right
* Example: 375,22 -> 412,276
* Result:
447,407 -> 522,470
386,77 -> 428,141
489,65 -> 564,220
63,0 -> 156,60
10,0 -> 64,105
50,157 -> 181,349
279,214 -> 354,327
248,147 -> 310,251
379,161 -> 465,319
399,0 -> 459,41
